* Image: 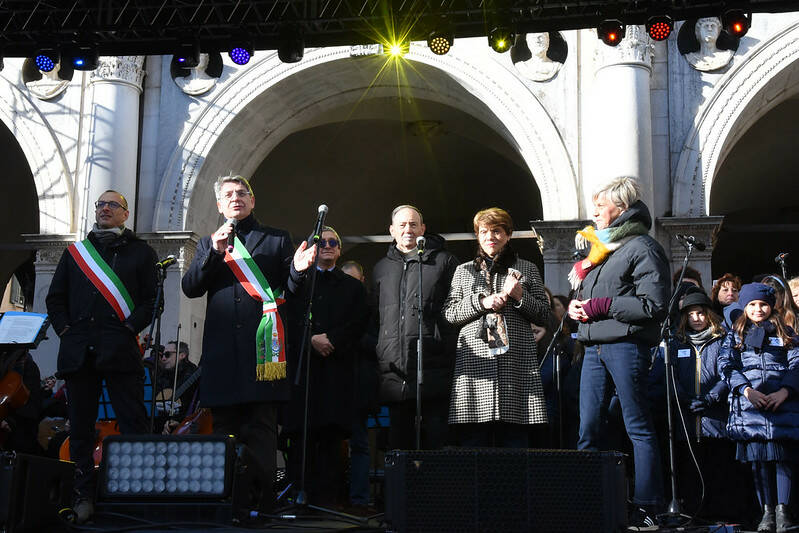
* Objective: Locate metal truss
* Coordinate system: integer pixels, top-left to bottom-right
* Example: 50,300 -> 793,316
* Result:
1,0 -> 797,57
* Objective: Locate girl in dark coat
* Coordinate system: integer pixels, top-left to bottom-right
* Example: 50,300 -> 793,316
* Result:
649,291 -> 754,521
718,283 -> 799,533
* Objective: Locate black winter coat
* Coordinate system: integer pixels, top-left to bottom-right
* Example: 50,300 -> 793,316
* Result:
576,201 -> 670,346
284,267 -> 368,434
718,327 -> 799,442
649,332 -> 729,440
181,215 -> 304,406
46,229 -> 158,376
370,234 -> 459,402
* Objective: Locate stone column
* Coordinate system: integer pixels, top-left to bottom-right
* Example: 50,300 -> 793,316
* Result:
137,232 -> 202,364
585,26 -> 656,214
78,57 -> 146,235
23,233 -> 77,379
530,220 -> 592,297
656,216 -> 724,287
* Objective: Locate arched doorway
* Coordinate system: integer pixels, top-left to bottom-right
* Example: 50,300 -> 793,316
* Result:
710,96 -> 799,280
0,121 -> 38,307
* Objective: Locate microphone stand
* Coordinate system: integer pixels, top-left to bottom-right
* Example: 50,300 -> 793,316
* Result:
415,244 -> 425,450
277,232 -> 366,525
145,263 -> 168,433
776,253 -> 789,280
539,312 -> 566,448
657,238 -> 696,526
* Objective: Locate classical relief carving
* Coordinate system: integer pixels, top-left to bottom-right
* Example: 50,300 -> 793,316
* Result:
594,25 -> 654,72
91,56 -> 146,91
531,221 -> 592,262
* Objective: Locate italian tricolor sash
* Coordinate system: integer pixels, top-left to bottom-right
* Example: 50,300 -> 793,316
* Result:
67,239 -> 135,321
224,236 -> 287,382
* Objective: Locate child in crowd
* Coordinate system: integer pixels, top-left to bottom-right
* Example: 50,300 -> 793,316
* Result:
719,283 -> 799,533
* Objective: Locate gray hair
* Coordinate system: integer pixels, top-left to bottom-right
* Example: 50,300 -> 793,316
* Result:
321,225 -> 342,246
592,177 -> 641,210
391,204 -> 424,225
214,174 -> 254,200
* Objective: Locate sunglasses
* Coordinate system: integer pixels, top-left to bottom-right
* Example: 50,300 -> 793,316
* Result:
319,238 -> 339,249
159,351 -> 176,358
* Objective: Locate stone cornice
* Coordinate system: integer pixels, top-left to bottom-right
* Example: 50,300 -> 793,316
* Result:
530,219 -> 592,262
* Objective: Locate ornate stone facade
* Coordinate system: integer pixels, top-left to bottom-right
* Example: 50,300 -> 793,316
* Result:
91,56 -> 146,93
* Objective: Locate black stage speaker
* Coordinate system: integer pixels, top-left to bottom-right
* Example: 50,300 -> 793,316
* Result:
95,434 -> 269,525
0,452 -> 75,532
384,449 -> 627,533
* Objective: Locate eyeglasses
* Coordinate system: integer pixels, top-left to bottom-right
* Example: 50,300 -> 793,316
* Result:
95,200 -> 125,210
221,190 -> 251,200
319,238 -> 339,249
159,351 -> 175,359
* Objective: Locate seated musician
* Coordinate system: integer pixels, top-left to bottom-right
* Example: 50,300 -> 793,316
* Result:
152,341 -> 199,433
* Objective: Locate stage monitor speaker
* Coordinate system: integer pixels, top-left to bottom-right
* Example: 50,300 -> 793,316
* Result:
0,452 -> 75,532
385,448 -> 627,533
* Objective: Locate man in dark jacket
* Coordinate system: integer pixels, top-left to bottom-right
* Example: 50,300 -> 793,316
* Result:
46,190 -> 158,522
372,205 -> 459,450
154,341 -> 199,433
182,175 -> 316,509
283,226 -> 367,505
567,177 -> 669,524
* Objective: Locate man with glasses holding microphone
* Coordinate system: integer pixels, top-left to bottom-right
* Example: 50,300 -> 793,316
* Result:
182,175 -> 317,512
47,190 -> 158,523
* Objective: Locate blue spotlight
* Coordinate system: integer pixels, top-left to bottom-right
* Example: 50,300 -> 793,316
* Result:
228,44 -> 253,65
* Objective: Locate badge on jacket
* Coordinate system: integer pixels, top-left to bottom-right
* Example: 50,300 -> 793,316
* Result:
769,337 -> 784,347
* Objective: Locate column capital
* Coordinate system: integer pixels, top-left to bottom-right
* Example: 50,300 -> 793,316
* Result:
91,56 -> 146,93
137,231 -> 200,272
594,25 -> 654,72
530,220 -> 592,262
656,216 -> 724,262
23,234 -> 77,267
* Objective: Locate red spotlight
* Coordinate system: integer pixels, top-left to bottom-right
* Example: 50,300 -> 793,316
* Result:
646,15 -> 673,41
598,19 -> 625,46
723,10 -> 751,38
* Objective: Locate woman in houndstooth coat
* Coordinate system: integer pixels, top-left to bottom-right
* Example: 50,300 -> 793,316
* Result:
443,208 -> 552,447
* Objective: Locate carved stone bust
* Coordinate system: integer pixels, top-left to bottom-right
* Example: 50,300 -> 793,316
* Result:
684,18 -> 734,72
513,32 -> 563,82
173,53 -> 218,96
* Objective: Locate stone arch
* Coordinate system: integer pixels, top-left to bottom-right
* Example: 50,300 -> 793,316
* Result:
155,41 -> 578,234
0,76 -> 73,234
673,21 -> 799,216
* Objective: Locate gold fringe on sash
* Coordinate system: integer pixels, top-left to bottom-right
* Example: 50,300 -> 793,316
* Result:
257,361 -> 286,381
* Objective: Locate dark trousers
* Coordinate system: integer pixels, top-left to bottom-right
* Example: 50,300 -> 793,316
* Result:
388,399 -> 448,450
578,341 -> 664,506
286,426 -> 346,505
65,363 -> 148,498
211,402 -> 277,509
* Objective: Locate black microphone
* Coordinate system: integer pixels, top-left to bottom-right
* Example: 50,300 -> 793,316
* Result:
416,236 -> 426,254
775,252 -> 789,264
676,234 -> 706,251
156,255 -> 177,269
226,218 -> 238,253
312,204 -> 329,243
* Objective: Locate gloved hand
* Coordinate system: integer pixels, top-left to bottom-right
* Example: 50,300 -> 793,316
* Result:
689,395 -> 710,414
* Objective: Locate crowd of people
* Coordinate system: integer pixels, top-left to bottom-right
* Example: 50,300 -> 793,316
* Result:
2,175 -> 799,532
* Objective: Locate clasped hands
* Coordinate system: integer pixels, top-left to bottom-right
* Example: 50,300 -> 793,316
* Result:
744,386 -> 789,411
481,275 -> 522,312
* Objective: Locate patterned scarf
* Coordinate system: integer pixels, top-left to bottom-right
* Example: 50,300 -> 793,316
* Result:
567,220 -> 648,290
477,249 -> 521,356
